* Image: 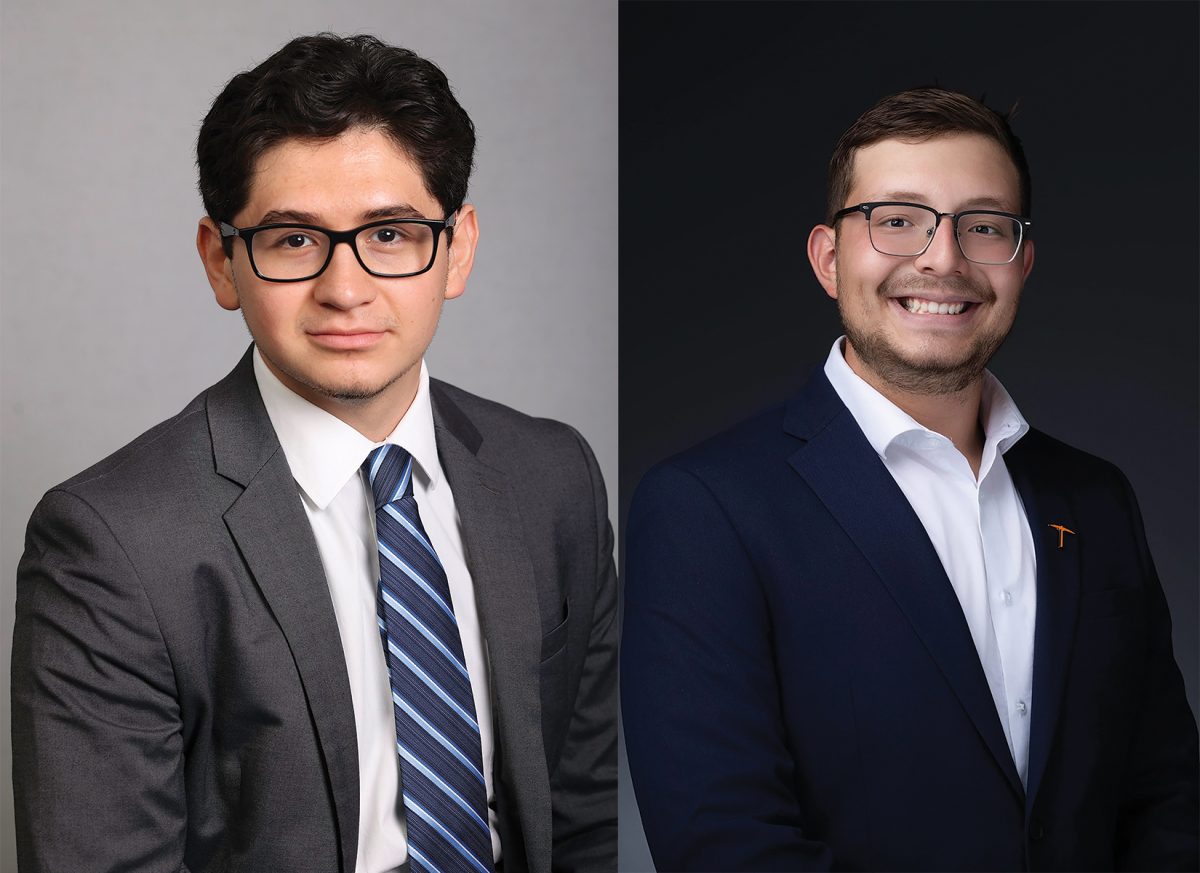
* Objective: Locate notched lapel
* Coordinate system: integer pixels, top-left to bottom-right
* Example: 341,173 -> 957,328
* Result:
209,349 -> 360,870
786,374 -> 1024,799
1007,443 -> 1081,813
432,388 -> 551,866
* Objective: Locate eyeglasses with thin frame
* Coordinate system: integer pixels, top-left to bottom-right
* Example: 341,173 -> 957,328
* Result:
833,201 -> 1032,265
219,213 -> 457,282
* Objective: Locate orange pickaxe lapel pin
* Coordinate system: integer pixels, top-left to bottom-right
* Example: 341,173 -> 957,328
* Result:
1048,524 -> 1075,549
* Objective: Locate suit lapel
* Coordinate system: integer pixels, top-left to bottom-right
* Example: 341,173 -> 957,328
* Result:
1005,437 -> 1081,813
785,373 -> 1024,800
208,349 -> 360,870
431,382 -> 551,869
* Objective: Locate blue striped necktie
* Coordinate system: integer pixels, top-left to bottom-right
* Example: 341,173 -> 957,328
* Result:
364,445 -> 493,873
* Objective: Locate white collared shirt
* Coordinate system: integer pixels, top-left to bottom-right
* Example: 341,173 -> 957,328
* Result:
253,349 -> 499,872
824,337 -> 1037,786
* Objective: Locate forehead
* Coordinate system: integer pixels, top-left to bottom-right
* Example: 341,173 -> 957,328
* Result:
240,127 -> 438,221
847,134 -> 1021,211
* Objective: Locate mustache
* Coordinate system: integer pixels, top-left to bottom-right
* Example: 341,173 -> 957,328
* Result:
879,273 -> 994,304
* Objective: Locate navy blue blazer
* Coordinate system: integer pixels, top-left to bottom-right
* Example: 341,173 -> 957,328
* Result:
622,370 -> 1198,872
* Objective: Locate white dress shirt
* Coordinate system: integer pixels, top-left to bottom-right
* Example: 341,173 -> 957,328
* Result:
823,337 -> 1037,786
253,349 -> 500,872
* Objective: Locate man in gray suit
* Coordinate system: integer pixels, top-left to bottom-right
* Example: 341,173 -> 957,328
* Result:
12,34 -> 616,873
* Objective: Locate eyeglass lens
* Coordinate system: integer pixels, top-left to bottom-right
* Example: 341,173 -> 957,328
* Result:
866,205 -> 1022,265
250,222 -> 438,280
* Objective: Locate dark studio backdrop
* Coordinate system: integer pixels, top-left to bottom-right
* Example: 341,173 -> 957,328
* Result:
616,1 -> 1199,870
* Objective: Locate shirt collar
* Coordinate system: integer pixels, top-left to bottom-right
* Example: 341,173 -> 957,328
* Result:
252,348 -> 442,509
978,364 -> 1030,466
823,336 -> 1029,466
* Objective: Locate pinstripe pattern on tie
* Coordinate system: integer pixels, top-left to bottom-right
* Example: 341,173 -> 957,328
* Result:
365,445 -> 493,873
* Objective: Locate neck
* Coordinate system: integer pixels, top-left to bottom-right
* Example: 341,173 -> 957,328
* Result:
844,342 -> 986,477
320,393 -> 415,443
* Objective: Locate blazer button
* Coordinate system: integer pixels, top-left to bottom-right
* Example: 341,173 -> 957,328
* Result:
1029,819 -> 1046,841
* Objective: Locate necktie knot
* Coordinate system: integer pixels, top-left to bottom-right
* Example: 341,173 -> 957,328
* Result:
364,444 -> 415,511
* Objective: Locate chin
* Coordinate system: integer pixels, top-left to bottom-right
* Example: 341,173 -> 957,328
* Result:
850,331 -> 1002,396
284,362 -> 408,405
898,344 -> 979,372
311,373 -> 404,403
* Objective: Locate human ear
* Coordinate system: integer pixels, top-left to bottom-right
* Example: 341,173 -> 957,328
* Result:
196,217 -> 240,311
807,224 -> 840,300
443,204 -> 478,301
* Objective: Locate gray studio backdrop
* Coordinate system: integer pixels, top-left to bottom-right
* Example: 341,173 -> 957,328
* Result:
0,2 -> 616,867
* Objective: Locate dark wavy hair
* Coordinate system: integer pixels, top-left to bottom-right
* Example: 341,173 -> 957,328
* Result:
197,33 -> 475,242
826,87 -> 1031,225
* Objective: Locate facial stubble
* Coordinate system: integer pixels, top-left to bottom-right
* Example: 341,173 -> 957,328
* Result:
836,270 -> 1016,396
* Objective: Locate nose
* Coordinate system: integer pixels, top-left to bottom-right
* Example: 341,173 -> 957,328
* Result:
912,215 -> 968,275
311,239 -> 378,309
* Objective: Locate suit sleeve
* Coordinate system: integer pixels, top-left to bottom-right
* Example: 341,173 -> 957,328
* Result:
621,463 -> 833,872
1112,471 -> 1199,870
547,429 -> 618,872
11,489 -> 188,873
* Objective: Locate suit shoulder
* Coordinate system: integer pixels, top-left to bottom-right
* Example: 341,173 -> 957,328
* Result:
1010,427 -> 1132,493
21,382 -> 231,577
644,402 -> 793,488
42,388 -> 216,510
430,380 -> 610,548
431,378 -> 595,464
629,402 -> 797,534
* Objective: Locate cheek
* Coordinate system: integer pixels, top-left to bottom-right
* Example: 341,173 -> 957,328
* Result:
241,291 -> 299,337
391,284 -> 446,325
992,276 -> 1024,312
844,269 -> 890,308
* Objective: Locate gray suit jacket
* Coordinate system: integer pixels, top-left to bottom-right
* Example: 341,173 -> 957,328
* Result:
12,348 -> 617,873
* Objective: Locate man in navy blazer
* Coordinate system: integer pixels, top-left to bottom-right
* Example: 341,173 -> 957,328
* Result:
622,87 -> 1198,871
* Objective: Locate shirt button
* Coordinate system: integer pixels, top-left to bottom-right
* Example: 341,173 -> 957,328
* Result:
1001,590 -> 1013,606
1016,700 -> 1028,716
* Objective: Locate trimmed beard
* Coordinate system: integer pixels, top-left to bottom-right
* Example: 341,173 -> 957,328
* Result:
838,272 -> 1013,396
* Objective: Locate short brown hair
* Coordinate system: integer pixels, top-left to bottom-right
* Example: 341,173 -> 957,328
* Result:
825,87 -> 1031,224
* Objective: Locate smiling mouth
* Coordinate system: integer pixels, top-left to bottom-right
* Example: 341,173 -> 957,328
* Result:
899,297 -> 975,316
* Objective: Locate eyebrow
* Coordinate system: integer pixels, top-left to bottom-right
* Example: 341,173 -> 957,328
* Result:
255,204 -> 430,225
875,191 -> 1016,212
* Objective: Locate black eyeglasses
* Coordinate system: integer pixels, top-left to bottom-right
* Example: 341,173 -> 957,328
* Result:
219,213 -> 457,282
834,202 -> 1032,265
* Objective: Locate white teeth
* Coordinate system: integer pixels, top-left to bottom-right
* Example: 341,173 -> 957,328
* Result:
901,298 -> 967,315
